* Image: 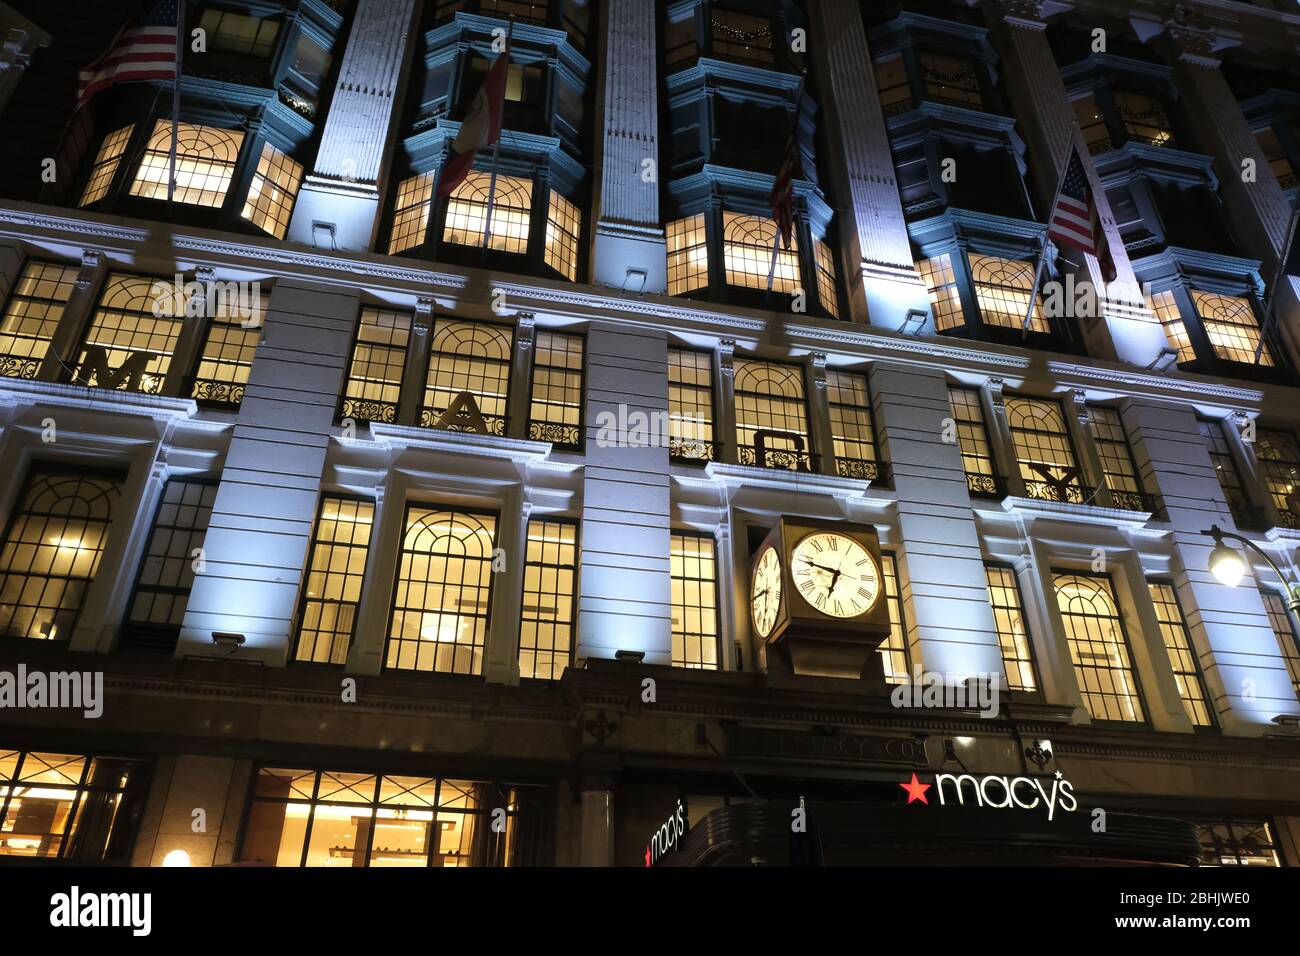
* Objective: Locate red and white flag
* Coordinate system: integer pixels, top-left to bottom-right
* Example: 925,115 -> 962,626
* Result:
76,0 -> 179,110
1047,144 -> 1117,282
437,53 -> 510,197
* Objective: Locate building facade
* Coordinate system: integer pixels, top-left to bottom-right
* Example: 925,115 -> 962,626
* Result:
0,0 -> 1298,867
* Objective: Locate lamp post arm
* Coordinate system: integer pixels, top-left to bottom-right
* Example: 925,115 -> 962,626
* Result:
1210,527 -> 1300,602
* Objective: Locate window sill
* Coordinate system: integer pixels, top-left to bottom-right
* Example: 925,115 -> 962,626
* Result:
1000,494 -> 1154,527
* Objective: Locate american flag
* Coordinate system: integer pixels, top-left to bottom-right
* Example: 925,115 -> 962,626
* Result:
769,87 -> 816,248
77,0 -> 180,110
1048,144 -> 1116,282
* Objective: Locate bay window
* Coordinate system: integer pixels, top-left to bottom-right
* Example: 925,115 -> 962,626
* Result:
79,125 -> 134,207
241,142 -> 304,239
130,120 -> 244,208
443,172 -> 532,254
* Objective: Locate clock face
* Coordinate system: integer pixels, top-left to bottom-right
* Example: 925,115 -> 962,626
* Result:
750,547 -> 783,638
790,532 -> 881,618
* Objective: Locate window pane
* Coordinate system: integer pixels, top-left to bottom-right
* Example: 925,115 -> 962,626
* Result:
668,348 -> 715,462
1087,405 -> 1148,511
948,386 -> 997,493
710,8 -> 774,66
814,239 -> 840,319
295,497 -> 375,665
1147,582 -> 1214,728
827,369 -> 881,480
874,56 -> 913,115
130,120 -> 244,208
1194,819 -> 1280,867
1052,572 -> 1144,722
528,331 -> 583,448
0,468 -> 123,641
1199,419 -> 1253,525
723,212 -> 797,293
389,171 -> 436,254
671,533 -> 718,669
1191,291 -> 1273,366
919,254 -> 963,331
386,508 -> 498,675
1261,591 -> 1300,699
519,519 -> 578,679
1147,289 -> 1195,364
126,479 -> 218,637
1073,94 -> 1111,155
242,142 -> 303,239
880,553 -> 910,684
986,564 -> 1037,692
968,254 -> 1046,332
190,289 -> 264,407
919,51 -> 984,110
1115,90 -> 1176,147
1006,396 -> 1085,502
1254,428 -> 1300,526
443,171 -> 532,254
421,320 -> 513,436
79,124 -> 134,206
341,307 -> 411,424
543,190 -> 581,281
667,214 -> 709,296
0,260 -> 77,380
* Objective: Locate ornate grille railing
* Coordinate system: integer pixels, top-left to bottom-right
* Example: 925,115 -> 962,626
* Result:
738,444 -> 818,473
189,378 -> 245,408
528,419 -> 581,448
669,437 -> 721,464
966,472 -> 1007,499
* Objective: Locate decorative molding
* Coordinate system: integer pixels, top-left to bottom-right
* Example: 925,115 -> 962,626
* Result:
75,250 -> 102,290
705,461 -> 876,498
1001,494 -> 1155,528
365,422 -> 553,463
0,379 -> 201,424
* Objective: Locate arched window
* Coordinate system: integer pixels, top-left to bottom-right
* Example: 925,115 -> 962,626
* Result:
386,507 -> 499,675
1253,428 -> 1300,524
1051,571 -> 1144,722
1005,396 -> 1084,502
421,319 -> 514,435
732,358 -> 810,470
130,121 -> 245,208
76,273 -> 185,394
443,171 -> 533,254
968,254 -> 1046,332
723,212 -> 798,293
0,467 -> 123,641
1191,291 -> 1273,366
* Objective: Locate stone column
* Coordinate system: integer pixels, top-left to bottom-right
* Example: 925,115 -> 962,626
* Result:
38,251 -> 103,383
397,296 -> 433,425
869,362 -> 1004,680
591,0 -> 666,292
346,474 -> 396,675
574,324 -> 672,664
985,0 -> 1167,368
1159,15 -> 1300,367
1066,388 -> 1112,507
578,775 -> 614,867
715,339 -> 737,465
286,0 -> 420,252
130,755 -> 249,867
807,0 -> 930,328
807,352 -> 837,476
484,491 -> 530,685
1125,397 -> 1292,734
982,376 -> 1025,498
179,280 -> 359,665
507,313 -> 535,440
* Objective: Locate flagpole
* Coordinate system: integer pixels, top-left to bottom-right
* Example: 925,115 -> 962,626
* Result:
1021,134 -> 1073,340
1254,199 -> 1300,364
167,0 -> 185,206
767,73 -> 806,296
481,16 -> 514,254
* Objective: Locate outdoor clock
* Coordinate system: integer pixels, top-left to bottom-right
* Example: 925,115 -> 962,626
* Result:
749,517 -> 892,681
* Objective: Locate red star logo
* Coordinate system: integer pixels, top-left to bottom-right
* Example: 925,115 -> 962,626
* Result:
899,772 -> 931,805
645,845 -> 652,867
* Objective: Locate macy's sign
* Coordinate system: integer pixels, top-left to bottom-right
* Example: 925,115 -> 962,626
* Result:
901,770 -> 1078,821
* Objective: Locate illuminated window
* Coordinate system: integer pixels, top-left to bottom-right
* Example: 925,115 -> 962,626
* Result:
386,507 -> 498,675
518,518 -> 578,680
1147,581 -> 1214,728
1194,820 -> 1280,867
294,496 -> 374,666
1256,127 -> 1296,191
1073,94 -> 1112,155
1254,428 -> 1300,527
130,120 -> 244,207
1115,90 -> 1176,147
79,124 -> 134,206
874,56 -> 913,115
340,307 -> 411,424
723,212 -> 798,293
919,254 -> 963,331
388,171 -> 436,254
814,239 -> 840,319
199,9 -> 280,58
0,467 -> 123,641
443,171 -> 532,254
667,214 -> 709,295
242,142 -> 303,239
239,768 -> 529,867
1198,419 -> 1252,524
0,260 -> 76,380
1087,405 -> 1148,511
1261,591 -> 1300,699
544,190 -> 581,281
75,273 -> 183,395
528,331 -> 583,448
968,254 -> 1046,332
710,8 -> 774,66
986,564 -> 1037,692
421,319 -> 512,436
880,553 -> 911,684
948,386 -> 998,495
672,532 -> 718,670
733,358 -> 811,470
1052,571 -> 1144,722
1005,396 -> 1086,502
1190,290 -> 1272,366
123,479 -> 217,648
1147,289 -> 1195,364
827,369 -> 881,480
668,348 -> 715,463
190,289 -> 264,407
0,750 -> 147,862
919,51 -> 983,110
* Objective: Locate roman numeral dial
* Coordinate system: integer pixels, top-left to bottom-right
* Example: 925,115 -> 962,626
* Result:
750,547 -> 783,638
790,532 -> 880,619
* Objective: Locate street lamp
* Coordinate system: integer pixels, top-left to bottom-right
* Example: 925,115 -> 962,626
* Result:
1202,524 -> 1300,612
